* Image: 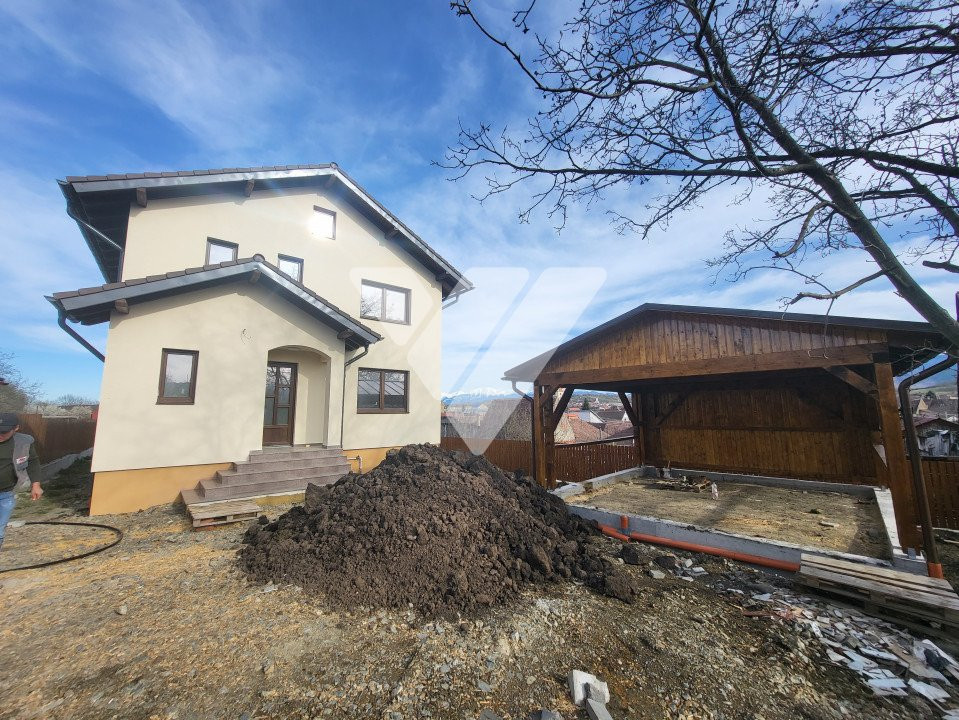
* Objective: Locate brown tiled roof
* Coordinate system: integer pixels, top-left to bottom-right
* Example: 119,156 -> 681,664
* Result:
65,164 -> 335,183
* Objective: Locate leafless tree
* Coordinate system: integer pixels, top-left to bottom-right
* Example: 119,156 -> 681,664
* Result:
0,351 -> 42,413
446,0 -> 959,347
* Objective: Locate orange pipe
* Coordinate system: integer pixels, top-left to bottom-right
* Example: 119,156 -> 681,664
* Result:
628,531 -> 800,572
619,514 -> 629,531
598,524 -> 631,542
597,523 -> 800,572
928,562 -> 945,579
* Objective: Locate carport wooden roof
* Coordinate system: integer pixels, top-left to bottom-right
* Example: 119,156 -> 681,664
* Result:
508,303 -> 953,555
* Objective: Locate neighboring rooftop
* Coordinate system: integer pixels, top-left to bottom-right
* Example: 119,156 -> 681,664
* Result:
59,163 -> 472,299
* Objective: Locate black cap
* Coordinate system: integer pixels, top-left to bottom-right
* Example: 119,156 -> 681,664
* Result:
0,412 -> 20,432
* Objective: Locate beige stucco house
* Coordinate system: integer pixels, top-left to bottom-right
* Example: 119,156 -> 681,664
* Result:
48,164 -> 470,514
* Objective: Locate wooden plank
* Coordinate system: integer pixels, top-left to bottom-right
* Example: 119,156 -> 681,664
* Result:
800,556 -> 956,596
800,553 -> 955,590
797,565 -> 959,615
189,500 -> 261,520
537,343 -> 887,386
532,384 -> 547,488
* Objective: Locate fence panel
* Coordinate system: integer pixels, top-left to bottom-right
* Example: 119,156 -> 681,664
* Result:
17,413 -> 97,463
555,441 -> 637,482
922,457 -> 959,530
439,437 -> 533,475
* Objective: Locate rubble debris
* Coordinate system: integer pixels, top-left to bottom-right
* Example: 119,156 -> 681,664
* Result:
529,711 -> 564,720
239,444 -> 637,618
725,581 -> 959,714
653,474 -> 712,492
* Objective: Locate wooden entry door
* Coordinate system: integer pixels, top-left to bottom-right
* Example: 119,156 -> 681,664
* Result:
263,362 -> 297,445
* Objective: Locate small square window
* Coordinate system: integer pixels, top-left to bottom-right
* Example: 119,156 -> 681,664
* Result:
357,368 -> 408,413
277,254 -> 303,282
158,349 -> 198,404
206,238 -> 238,264
360,280 -> 410,324
311,206 -> 336,240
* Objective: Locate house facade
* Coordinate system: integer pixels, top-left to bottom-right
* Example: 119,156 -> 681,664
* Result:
49,165 -> 470,514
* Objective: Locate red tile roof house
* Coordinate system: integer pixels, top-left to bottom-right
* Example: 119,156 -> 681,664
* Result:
48,165 -> 471,514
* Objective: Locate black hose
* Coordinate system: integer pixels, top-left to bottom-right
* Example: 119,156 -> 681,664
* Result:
0,520 -> 123,573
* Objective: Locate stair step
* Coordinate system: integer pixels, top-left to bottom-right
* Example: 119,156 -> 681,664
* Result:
233,455 -> 348,474
198,473 -> 344,501
216,463 -> 350,485
250,446 -> 338,457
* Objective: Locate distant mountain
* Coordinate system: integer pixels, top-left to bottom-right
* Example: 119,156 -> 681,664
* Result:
442,387 -> 516,406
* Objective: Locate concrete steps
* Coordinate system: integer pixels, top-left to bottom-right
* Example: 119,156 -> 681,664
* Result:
181,446 -> 351,506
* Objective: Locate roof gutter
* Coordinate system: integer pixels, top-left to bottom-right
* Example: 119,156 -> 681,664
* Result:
897,353 -> 957,578
56,308 -> 104,362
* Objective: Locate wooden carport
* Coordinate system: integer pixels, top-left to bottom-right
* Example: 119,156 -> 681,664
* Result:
503,304 -> 951,553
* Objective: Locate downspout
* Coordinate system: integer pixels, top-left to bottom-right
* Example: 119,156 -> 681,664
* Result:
57,309 -> 104,362
340,343 -> 369,460
897,353 -> 958,579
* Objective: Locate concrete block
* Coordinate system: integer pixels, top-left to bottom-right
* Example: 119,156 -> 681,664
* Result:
529,711 -> 564,720
568,670 -> 609,706
586,698 -> 613,720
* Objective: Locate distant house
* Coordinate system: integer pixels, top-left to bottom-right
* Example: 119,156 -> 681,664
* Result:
564,416 -> 604,444
575,408 -> 606,427
915,416 -> 959,457
479,397 -> 575,442
594,408 -> 627,424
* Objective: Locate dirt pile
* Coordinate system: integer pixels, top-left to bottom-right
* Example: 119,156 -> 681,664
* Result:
239,444 -> 636,617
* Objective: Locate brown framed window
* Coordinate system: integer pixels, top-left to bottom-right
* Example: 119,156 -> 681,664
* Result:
357,368 -> 408,413
360,280 -> 411,324
157,349 -> 199,404
311,206 -> 336,240
206,238 -> 238,264
277,254 -> 304,282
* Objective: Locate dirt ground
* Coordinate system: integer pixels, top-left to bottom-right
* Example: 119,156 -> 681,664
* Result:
0,465 -> 946,720
569,476 -> 888,557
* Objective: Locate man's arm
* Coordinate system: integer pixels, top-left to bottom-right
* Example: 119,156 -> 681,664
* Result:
27,442 -> 42,500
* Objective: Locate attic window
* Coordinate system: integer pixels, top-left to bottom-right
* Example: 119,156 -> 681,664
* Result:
206,238 -> 238,264
311,206 -> 336,240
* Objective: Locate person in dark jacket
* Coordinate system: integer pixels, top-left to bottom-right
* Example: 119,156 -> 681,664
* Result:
0,412 -> 42,549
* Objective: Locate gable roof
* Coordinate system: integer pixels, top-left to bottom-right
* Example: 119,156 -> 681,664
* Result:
504,302 -> 951,381
47,255 -> 381,350
58,163 -> 472,299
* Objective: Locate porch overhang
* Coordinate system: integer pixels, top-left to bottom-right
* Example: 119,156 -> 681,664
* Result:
47,256 -> 381,350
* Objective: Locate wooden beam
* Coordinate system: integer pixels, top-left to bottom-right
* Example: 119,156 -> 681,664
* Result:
544,389 -> 557,489
618,392 -> 638,426
244,179 -> 255,197
537,343 -> 886,387
551,387 -> 574,428
114,298 -> 129,314
652,393 -> 689,428
825,366 -> 878,399
874,361 -> 921,551
135,187 -> 147,208
336,329 -> 353,340
249,269 -> 261,284
532,384 -> 547,488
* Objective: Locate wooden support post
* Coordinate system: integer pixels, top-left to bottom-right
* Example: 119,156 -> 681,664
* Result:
874,360 -> 921,551
532,384 -> 547,488
544,387 -> 556,489
114,299 -> 129,314
630,391 -> 643,467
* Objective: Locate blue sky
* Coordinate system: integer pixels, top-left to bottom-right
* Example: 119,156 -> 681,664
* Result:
1,0 -> 956,401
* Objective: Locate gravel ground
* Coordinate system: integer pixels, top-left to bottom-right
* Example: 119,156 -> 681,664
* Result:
0,496 -> 941,720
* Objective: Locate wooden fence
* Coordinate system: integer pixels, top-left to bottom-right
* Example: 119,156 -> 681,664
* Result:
921,457 -> 959,530
439,436 -> 637,483
18,413 -> 96,462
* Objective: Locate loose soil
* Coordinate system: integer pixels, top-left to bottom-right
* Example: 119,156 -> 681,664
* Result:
240,444 -> 636,618
570,475 -> 888,557
0,455 -> 949,719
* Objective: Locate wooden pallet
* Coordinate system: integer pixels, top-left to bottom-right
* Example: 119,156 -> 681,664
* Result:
187,499 -> 263,529
796,553 -> 959,637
